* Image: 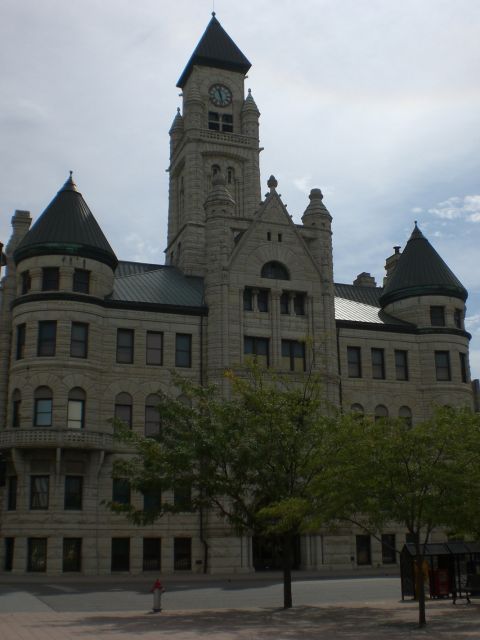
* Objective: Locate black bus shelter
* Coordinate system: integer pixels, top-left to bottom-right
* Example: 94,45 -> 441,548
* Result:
400,541 -> 480,602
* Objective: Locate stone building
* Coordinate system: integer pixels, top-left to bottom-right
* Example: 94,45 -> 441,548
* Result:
0,14 -> 475,575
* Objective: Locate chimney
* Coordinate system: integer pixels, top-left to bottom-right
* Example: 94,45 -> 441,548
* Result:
383,246 -> 401,286
353,272 -> 377,288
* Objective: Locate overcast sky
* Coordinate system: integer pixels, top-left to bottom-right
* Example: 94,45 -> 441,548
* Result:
1,0 -> 479,377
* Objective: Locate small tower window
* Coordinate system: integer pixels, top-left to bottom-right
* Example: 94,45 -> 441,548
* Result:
227,167 -> 235,184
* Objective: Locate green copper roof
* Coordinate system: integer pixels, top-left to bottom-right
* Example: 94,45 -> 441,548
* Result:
380,224 -> 467,306
177,14 -> 251,88
14,174 -> 118,269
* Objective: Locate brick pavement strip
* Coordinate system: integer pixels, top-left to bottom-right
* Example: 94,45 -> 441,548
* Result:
0,602 -> 480,640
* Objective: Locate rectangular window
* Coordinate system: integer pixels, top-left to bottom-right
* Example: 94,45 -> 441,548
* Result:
280,292 -> 289,314
145,405 -> 161,437
34,398 -> 52,427
4,538 -> 14,572
143,538 -> 161,572
371,348 -> 385,379
72,269 -> 90,293
208,110 -> 220,130
112,478 -> 130,505
281,340 -> 306,372
70,322 -> 88,358
243,288 -> 253,311
146,331 -> 163,365
143,486 -> 162,513
64,476 -> 83,510
381,534 -> 396,564
174,484 -> 192,511
174,537 -> 192,571
460,352 -> 468,383
221,113 -> 233,132
175,333 -> 192,368
116,329 -> 134,364
244,336 -> 269,367
430,306 -> 445,326
294,293 -> 305,316
30,475 -> 49,510
63,538 -> 82,572
435,351 -> 451,381
257,289 -> 269,312
37,320 -> 56,356
16,323 -> 26,359
13,397 -> 21,428
356,534 -> 371,565
7,476 -> 17,511
28,538 -> 47,572
347,346 -> 362,378
42,267 -> 59,291
21,270 -> 31,294
111,538 -> 130,572
454,308 -> 463,329
394,350 -> 409,381
67,399 -> 85,429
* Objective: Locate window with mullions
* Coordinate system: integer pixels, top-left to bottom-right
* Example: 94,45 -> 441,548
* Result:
111,538 -> 130,572
30,475 -> 49,509
435,351 -> 451,381
72,269 -> 90,293
430,306 -> 445,326
16,323 -> 26,359
371,348 -> 385,379
70,322 -> 88,358
64,476 -> 83,510
63,538 -> 82,572
174,537 -> 192,571
281,340 -> 306,372
143,538 -> 161,572
257,289 -> 269,312
146,331 -> 163,365
454,308 -> 464,329
114,393 -> 133,428
208,111 -> 233,132
67,388 -> 85,429
175,333 -> 192,368
294,294 -> 305,315
394,350 -> 408,381
28,538 -> 47,572
244,336 -> 269,367
347,346 -> 361,378
34,387 -> 53,427
243,288 -> 253,311
37,321 -> 56,356
116,329 -> 134,364
42,267 -> 59,291
145,394 -> 161,437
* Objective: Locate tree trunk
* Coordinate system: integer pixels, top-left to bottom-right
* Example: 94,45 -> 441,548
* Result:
414,547 -> 427,627
282,534 -> 293,609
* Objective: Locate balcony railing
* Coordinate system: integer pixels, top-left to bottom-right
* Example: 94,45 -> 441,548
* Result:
0,428 -> 131,452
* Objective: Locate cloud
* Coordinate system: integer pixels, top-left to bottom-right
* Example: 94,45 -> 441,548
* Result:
465,313 -> 480,335
428,195 -> 480,221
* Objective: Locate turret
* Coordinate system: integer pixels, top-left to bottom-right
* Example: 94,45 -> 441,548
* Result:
169,107 -> 184,157
301,188 -> 334,286
241,89 -> 260,138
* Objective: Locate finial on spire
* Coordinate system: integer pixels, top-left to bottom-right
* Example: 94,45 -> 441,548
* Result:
414,220 -> 418,226
267,175 -> 278,192
69,170 -> 73,178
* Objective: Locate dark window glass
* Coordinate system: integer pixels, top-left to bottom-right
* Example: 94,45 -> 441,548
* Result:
281,340 -> 306,372
143,538 -> 161,572
347,347 -> 361,378
16,324 -> 26,359
42,267 -> 59,291
374,405 -> 388,422
257,289 -> 269,312
244,336 -> 269,367
67,388 -> 85,429
381,534 -> 396,564
111,538 -> 130,572
243,288 -> 253,311
112,478 -> 130,505
12,390 -> 21,428
34,387 -> 53,427
63,538 -> 82,572
72,269 -> 90,293
261,261 -> 289,280
394,350 -> 408,381
371,348 -> 385,379
399,406 -> 412,426
280,292 -> 289,314
145,395 -> 161,437
294,293 -> 305,315
221,113 -> 233,132
430,306 -> 445,326
4,538 -> 14,572
174,484 -> 192,511
115,393 -> 132,428
356,534 -> 371,565
70,322 -> 88,358
146,331 -> 163,365
7,476 -> 17,511
460,352 -> 468,383
351,403 -> 364,416
454,308 -> 463,329
208,111 -> 220,130
174,537 -> 191,571
435,351 -> 451,381
116,329 -> 134,364
175,334 -> 192,368
37,321 -> 56,356
143,486 -> 162,513
30,476 -> 49,509
64,476 -> 83,510
21,270 -> 31,294
28,538 -> 47,572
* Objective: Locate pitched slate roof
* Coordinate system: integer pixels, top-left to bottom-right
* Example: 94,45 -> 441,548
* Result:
14,175 -> 118,269
177,14 -> 251,88
380,224 -> 467,306
334,284 -> 411,326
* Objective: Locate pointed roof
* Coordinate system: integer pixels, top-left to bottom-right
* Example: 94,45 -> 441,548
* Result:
380,223 -> 467,306
177,14 -> 251,88
14,174 -> 118,269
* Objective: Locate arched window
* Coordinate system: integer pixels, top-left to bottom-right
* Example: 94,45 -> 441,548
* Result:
145,394 -> 161,437
398,406 -> 412,427
12,389 -> 21,428
211,164 -> 220,177
115,392 -> 133,429
351,403 -> 364,416
67,388 -> 86,429
177,394 -> 192,407
34,386 -> 53,427
227,167 -> 235,184
374,405 -> 388,422
261,261 -> 289,280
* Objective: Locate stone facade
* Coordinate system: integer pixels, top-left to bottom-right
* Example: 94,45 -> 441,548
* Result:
0,15 -> 476,576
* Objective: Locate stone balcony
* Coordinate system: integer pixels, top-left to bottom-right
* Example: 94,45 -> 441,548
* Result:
0,428 -> 131,453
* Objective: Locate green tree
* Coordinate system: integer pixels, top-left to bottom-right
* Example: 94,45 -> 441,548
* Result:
112,364 -> 337,609
316,406 -> 480,627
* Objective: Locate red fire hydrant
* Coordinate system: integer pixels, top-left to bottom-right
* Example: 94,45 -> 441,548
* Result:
151,578 -> 166,613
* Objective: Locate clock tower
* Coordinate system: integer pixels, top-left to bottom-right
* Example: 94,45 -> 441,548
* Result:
166,14 -> 261,276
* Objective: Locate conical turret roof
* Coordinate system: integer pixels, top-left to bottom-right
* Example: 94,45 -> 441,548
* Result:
380,223 -> 467,306
14,174 -> 118,269
177,14 -> 251,88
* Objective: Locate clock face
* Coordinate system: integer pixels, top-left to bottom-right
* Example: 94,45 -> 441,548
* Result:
209,84 -> 232,107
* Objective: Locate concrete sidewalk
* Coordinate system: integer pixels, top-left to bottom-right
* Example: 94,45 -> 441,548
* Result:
0,600 -> 479,639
